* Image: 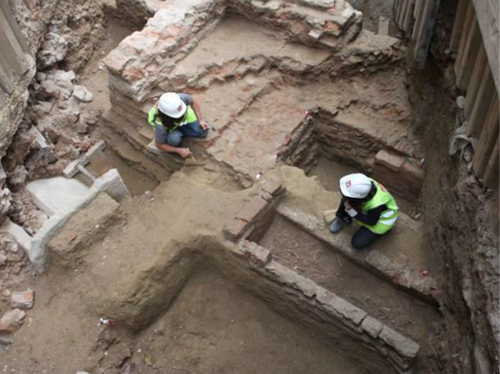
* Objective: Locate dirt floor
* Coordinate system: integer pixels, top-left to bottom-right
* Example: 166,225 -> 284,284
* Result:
260,215 -> 440,344
131,269 -> 366,374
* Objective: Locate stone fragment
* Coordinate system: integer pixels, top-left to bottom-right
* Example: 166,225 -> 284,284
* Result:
11,289 -> 34,309
37,32 -> 68,69
0,309 -> 26,334
7,165 -> 29,191
73,85 -> 94,103
456,95 -> 465,109
76,121 -> 89,134
379,325 -> 420,359
361,316 -> 383,338
374,150 -> 405,172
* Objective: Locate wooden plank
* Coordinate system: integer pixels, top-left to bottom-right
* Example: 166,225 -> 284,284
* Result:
456,18 -> 481,90
473,98 -> 499,177
412,0 -> 426,40
403,0 -> 416,34
471,0 -> 499,90
484,137 -> 499,189
450,0 -> 469,51
455,0 -> 475,77
464,44 -> 486,118
467,65 -> 495,138
414,0 -> 441,68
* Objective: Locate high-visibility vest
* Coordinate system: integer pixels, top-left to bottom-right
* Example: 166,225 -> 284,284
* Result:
356,179 -> 399,234
147,106 -> 198,132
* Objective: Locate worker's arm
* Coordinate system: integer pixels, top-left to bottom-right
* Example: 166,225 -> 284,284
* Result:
190,96 -> 209,131
345,203 -> 387,226
155,140 -> 191,158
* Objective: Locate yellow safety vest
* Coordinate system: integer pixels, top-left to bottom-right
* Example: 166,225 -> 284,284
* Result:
356,179 -> 399,234
147,106 -> 198,132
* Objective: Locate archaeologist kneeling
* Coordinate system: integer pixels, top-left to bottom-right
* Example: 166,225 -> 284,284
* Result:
148,92 -> 209,158
330,173 -> 399,249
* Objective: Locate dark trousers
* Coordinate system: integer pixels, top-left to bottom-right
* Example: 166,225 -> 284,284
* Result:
336,198 -> 382,250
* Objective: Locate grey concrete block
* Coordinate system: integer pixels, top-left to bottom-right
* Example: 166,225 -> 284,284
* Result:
26,177 -> 92,216
91,168 -> 130,202
361,316 -> 384,338
379,325 -> 420,359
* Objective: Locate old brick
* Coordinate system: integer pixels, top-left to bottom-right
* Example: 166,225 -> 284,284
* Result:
379,325 -> 420,359
360,316 -> 383,338
10,289 -> 34,309
223,219 -> 250,242
241,241 -> 272,267
236,196 -> 269,223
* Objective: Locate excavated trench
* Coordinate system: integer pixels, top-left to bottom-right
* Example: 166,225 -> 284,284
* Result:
86,4 -> 439,373
1,0 -> 449,373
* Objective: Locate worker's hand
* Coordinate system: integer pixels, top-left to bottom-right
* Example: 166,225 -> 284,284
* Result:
178,148 -> 192,158
200,120 -> 210,131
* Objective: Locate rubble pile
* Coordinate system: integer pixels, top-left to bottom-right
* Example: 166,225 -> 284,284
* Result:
1,0 -> 107,234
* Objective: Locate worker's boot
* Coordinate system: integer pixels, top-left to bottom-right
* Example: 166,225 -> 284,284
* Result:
330,218 -> 346,234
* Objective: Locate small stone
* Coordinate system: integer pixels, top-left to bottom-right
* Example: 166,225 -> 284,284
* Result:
11,289 -> 34,309
76,121 -> 89,134
0,309 -> 26,334
456,96 -> 465,109
73,85 -> 94,103
1,290 -> 10,298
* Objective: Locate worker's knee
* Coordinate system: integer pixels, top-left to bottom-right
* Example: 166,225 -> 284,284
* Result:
351,235 -> 368,250
166,131 -> 183,146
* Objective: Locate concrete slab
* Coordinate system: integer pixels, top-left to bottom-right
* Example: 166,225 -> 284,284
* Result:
26,177 -> 92,216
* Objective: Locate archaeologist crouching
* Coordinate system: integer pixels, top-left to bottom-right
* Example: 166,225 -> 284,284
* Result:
148,92 -> 209,158
330,173 -> 399,249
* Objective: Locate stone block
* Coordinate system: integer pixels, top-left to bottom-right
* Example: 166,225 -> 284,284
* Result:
10,289 -> 34,309
0,309 -> 25,334
325,293 -> 367,325
26,177 -> 92,216
91,169 -> 130,202
360,316 -> 383,338
375,150 -> 405,172
266,261 -> 318,298
379,325 -> 420,359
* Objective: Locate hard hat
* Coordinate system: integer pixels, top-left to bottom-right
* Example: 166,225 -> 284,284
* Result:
158,93 -> 186,119
339,173 -> 372,199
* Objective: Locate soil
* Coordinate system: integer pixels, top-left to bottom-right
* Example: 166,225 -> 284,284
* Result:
132,269 -> 365,374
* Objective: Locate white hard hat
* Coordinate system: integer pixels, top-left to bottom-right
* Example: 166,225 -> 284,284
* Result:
339,173 -> 372,199
158,92 -> 186,119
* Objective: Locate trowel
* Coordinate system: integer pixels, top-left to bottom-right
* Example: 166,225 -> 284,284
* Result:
184,148 -> 205,167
